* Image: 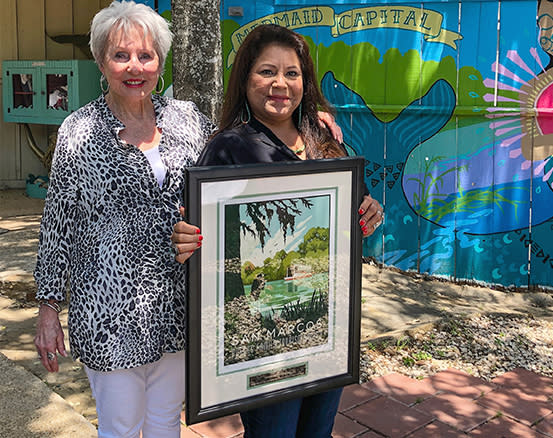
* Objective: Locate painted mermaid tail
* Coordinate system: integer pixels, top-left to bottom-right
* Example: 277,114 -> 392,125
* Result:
321,72 -> 456,191
321,71 -> 553,234
321,71 -> 455,163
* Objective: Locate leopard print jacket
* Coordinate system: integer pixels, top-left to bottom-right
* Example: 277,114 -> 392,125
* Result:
34,94 -> 214,371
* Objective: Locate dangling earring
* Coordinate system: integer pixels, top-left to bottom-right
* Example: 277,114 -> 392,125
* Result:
100,74 -> 109,93
297,101 -> 303,126
241,100 -> 251,124
155,75 -> 165,94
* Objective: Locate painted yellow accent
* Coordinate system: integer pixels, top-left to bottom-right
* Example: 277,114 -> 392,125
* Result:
332,6 -> 462,50
226,6 -> 463,68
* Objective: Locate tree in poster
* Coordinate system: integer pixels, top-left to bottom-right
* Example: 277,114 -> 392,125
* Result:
224,198 -> 314,302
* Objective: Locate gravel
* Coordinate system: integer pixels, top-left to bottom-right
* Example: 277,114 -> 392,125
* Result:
360,314 -> 553,382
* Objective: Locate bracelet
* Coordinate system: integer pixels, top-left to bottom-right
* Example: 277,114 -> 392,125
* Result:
39,300 -> 61,314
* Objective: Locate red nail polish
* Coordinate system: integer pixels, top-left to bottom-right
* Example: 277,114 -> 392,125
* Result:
362,226 -> 368,233
198,235 -> 203,241
195,229 -> 201,234
359,219 -> 365,226
358,208 -> 364,215
197,241 -> 202,247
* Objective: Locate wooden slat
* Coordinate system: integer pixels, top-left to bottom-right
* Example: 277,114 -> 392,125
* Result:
45,0 -> 74,59
0,0 -> 18,62
16,0 -> 46,59
73,0 -> 101,59
0,0 -> 20,183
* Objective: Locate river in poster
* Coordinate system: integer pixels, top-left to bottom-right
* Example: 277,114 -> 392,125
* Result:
222,193 -> 334,369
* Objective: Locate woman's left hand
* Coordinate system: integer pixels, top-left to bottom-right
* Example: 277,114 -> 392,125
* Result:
358,194 -> 383,237
317,111 -> 343,144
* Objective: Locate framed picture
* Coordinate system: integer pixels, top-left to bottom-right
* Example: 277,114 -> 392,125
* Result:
184,157 -> 364,425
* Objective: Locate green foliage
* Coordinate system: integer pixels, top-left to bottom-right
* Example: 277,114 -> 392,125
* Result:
280,289 -> 328,323
261,311 -> 277,332
240,226 -> 329,283
221,19 -> 241,90
303,37 -> 487,123
298,227 -> 329,255
159,10 -> 173,93
243,261 -> 256,276
263,256 -> 281,282
411,351 -> 432,361
408,155 -> 528,222
395,337 -> 411,351
241,265 -> 264,286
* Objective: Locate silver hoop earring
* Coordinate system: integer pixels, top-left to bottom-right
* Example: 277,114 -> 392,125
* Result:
100,74 -> 109,93
241,100 -> 251,124
155,75 -> 165,94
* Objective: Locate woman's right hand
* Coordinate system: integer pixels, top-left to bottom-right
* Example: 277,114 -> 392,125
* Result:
171,207 -> 203,264
34,305 -> 67,372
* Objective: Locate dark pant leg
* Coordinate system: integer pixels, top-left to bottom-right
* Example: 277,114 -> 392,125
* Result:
241,397 -> 303,438
295,388 -> 343,438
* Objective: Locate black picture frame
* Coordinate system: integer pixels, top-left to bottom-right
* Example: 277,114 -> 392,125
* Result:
184,157 -> 364,425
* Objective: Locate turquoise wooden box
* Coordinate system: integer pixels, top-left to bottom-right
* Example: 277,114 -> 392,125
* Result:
2,60 -> 101,125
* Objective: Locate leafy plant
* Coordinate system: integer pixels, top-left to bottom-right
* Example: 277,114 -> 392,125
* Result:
409,154 -> 527,222
412,351 -> 432,361
280,289 -> 328,323
395,337 -> 411,351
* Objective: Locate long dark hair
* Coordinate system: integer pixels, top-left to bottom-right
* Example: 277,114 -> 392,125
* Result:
218,24 -> 344,159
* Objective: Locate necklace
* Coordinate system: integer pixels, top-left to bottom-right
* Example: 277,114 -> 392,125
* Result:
293,143 -> 306,155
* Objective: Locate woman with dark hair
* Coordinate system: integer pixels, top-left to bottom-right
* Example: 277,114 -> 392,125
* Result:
173,24 -> 383,437
214,23 -> 344,161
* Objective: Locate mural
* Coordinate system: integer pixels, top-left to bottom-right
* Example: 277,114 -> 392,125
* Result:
221,0 -> 553,289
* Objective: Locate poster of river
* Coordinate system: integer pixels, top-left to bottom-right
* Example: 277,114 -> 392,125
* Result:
222,192 -> 334,369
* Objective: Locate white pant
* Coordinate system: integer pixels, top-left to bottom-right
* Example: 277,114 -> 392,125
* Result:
84,351 -> 185,438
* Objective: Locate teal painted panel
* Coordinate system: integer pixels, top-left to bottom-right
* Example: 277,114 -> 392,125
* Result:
220,0 -> 553,288
2,60 -> 101,125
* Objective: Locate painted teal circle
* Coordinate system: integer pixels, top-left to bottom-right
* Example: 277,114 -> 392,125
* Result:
498,160 -> 505,167
469,74 -> 478,80
469,91 -> 479,98
536,186 -> 542,194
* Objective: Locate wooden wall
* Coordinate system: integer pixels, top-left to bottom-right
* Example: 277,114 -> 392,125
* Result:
0,0 -> 111,188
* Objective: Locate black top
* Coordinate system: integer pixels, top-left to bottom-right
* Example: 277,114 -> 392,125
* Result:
196,118 -> 368,195
196,118 -> 304,166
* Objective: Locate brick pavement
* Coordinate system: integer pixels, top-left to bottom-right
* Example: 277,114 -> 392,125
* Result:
181,368 -> 553,437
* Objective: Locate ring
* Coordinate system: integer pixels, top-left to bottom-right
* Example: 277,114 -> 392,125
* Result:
47,352 -> 55,361
172,243 -> 180,256
374,221 -> 382,230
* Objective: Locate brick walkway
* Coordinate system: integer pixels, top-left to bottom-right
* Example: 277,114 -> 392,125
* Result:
180,368 -> 553,437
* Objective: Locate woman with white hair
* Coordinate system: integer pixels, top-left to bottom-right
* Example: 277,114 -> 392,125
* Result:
33,2 -> 208,436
